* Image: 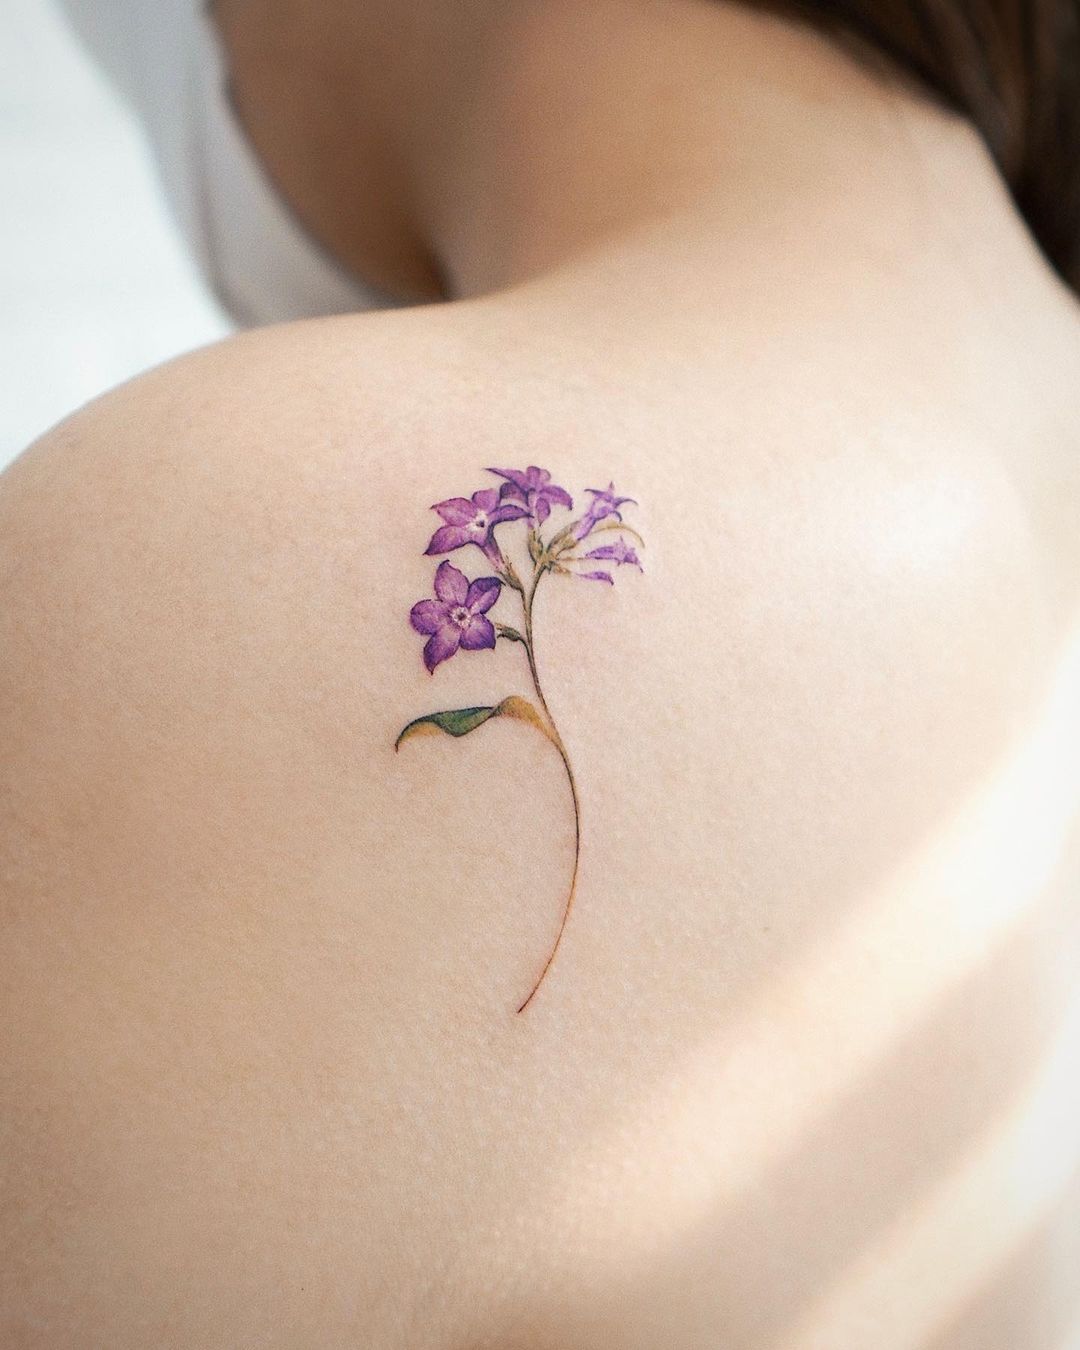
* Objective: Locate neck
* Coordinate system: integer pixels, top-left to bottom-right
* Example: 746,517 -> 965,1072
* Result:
216,0 -> 1052,320
406,1 -> 1012,303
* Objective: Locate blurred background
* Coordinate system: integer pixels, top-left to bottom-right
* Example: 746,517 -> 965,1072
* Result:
0,0 -> 232,472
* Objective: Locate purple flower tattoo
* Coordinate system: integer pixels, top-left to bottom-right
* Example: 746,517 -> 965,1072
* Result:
488,465 -> 574,525
572,482 -> 637,540
410,561 -> 501,673
425,488 -> 529,565
397,466 -> 645,1012
579,536 -> 643,583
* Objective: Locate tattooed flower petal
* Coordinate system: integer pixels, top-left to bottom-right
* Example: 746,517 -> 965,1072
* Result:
486,466 -> 543,494
425,524 -> 470,555
586,482 -> 636,508
579,569 -> 615,584
432,496 -> 479,525
423,625 -> 462,672
434,559 -> 469,605
489,502 -> 531,525
411,563 -> 503,672
459,613 -> 497,650
409,599 -> 446,635
425,487 -> 523,562
487,465 -> 573,525
571,482 -> 637,540
583,538 -> 643,570
543,484 -> 573,510
466,576 -> 502,612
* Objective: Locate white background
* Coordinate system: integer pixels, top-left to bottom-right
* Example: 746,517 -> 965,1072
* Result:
0,0 -> 232,471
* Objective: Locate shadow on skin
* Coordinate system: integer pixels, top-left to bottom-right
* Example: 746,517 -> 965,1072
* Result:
489,891 -> 1077,1349
458,624 -> 1080,1350
921,1160 -> 1080,1350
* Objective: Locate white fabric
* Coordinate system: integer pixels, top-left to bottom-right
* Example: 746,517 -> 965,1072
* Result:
56,0 -> 395,325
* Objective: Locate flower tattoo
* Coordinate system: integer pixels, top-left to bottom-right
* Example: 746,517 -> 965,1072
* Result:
487,465 -> 575,525
572,482 -> 637,540
424,488 -> 529,564
409,562 -> 502,673
396,465 -> 645,1012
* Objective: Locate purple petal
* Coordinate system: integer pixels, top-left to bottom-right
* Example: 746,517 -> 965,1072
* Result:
423,624 -> 461,673
432,496 -> 477,526
471,487 -> 501,512
584,540 -> 642,568
488,503 -> 530,525
525,466 -> 551,487
487,467 -> 530,492
542,485 -> 574,510
571,501 -> 622,541
433,560 -> 469,605
425,524 -> 470,555
579,570 -> 615,584
466,576 -> 501,613
459,613 -> 496,651
534,496 -> 551,524
496,481 -> 529,508
479,536 -> 505,566
410,598 -> 447,635
586,486 -> 636,508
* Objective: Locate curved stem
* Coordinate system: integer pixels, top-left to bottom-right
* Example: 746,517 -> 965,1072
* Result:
516,566 -> 581,1014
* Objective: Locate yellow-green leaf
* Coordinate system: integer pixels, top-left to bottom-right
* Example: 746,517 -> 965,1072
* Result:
394,696 -> 554,751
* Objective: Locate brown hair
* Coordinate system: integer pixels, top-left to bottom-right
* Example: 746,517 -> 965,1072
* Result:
760,1 -> 1080,290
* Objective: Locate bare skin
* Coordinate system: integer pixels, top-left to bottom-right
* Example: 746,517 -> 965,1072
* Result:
2,2 -> 1079,1346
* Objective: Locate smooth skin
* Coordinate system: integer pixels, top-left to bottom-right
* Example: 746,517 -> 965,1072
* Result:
3,2 -> 1080,1346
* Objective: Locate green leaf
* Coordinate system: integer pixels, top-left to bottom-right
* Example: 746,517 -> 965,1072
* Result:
495,623 -> 525,643
394,696 -> 555,751
395,705 -> 498,750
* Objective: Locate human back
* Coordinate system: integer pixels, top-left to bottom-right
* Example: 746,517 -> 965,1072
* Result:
3,1 -> 1080,1346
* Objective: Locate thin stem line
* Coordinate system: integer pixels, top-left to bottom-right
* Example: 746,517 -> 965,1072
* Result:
516,563 -> 581,1014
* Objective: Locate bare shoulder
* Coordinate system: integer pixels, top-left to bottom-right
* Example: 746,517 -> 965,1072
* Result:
2,307 -> 1078,1347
